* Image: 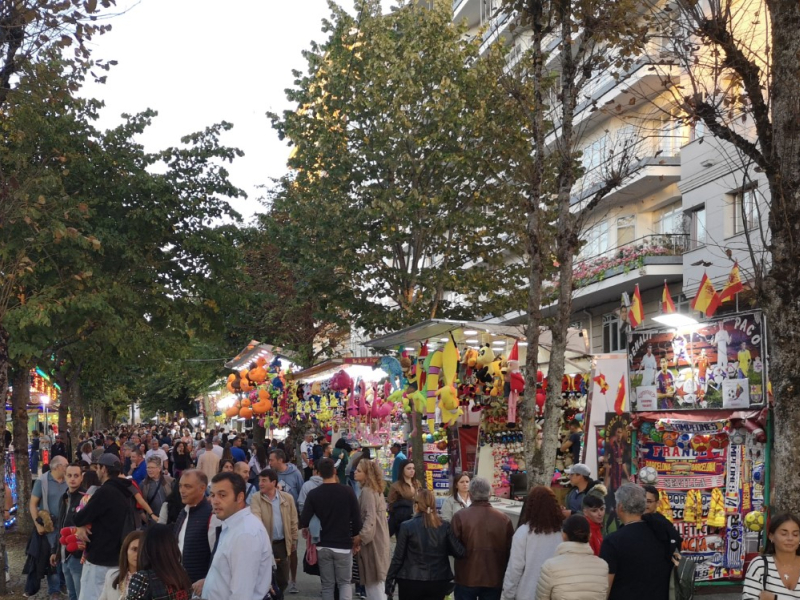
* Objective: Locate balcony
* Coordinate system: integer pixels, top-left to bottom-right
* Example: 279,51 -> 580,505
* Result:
539,234 -> 688,317
453,0 -> 481,30
573,134 -> 684,208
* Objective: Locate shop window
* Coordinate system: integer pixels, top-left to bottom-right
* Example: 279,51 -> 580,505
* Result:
603,313 -> 625,353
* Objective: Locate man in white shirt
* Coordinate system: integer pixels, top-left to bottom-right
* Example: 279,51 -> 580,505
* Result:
300,432 -> 314,481
210,436 -> 224,458
640,345 -> 658,386
145,439 -> 168,464
193,472 -> 273,600
714,321 -> 732,369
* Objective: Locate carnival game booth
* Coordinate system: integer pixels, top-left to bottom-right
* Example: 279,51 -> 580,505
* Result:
364,319 -> 592,514
584,310 -> 770,588
285,357 -> 403,480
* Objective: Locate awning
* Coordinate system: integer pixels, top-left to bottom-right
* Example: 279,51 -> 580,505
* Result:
224,341 -> 300,372
364,319 -> 591,371
288,357 -> 386,382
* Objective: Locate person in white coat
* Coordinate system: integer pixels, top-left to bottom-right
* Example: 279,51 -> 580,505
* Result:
535,515 -> 609,600
502,486 -> 564,600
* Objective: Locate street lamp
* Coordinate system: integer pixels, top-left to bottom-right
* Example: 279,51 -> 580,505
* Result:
40,394 -> 49,431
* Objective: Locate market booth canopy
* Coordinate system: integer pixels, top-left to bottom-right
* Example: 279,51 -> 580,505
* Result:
224,340 -> 299,372
363,319 -> 591,371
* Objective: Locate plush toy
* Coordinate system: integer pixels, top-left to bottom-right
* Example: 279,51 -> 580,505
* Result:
422,349 -> 443,431
330,370 -> 353,393
460,347 -> 478,376
475,344 -> 496,384
489,358 -> 505,398
376,356 -> 403,391
506,342 -> 525,423
60,526 -> 87,554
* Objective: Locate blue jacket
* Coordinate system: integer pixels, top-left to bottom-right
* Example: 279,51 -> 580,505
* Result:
391,452 -> 406,483
276,463 -> 304,504
131,461 -> 147,485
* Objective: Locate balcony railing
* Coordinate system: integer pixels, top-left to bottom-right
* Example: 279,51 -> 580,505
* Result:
453,0 -> 467,11
571,233 -> 688,290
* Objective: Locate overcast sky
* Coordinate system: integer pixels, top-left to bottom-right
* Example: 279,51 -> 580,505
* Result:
80,0 -> 366,224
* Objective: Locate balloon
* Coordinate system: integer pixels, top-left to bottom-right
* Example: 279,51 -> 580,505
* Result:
225,406 -> 239,418
240,399 -> 251,407
239,407 -> 254,419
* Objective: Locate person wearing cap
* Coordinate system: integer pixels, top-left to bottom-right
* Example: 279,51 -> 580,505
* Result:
563,464 -> 596,517
73,453 -> 137,600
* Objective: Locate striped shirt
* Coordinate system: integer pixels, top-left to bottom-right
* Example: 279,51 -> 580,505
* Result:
743,555 -> 800,599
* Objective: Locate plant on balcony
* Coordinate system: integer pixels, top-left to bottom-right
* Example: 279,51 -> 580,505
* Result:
569,240 -> 682,289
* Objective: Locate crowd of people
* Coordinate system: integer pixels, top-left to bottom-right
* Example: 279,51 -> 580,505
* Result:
16,425 -> 800,600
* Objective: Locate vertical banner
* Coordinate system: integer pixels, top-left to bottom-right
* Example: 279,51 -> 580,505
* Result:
603,412 -> 632,513
457,427 -> 478,474
585,355 -> 630,480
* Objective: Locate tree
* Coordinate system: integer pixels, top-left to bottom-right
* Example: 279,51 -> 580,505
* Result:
267,0 -> 527,337
645,0 -> 800,512
494,0 -> 648,487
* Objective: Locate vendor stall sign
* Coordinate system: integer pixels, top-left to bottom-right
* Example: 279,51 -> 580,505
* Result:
629,311 -> 765,411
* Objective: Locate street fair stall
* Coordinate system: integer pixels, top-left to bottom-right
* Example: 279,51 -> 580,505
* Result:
583,309 -> 770,585
364,319 -> 591,500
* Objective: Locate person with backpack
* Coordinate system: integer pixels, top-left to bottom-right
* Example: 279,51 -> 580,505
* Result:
72,454 -> 137,600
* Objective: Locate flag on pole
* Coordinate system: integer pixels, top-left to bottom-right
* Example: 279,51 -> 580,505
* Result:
614,374 -> 627,415
593,373 -> 609,395
628,284 -> 644,328
719,262 -> 744,302
661,281 -> 677,314
691,272 -> 722,317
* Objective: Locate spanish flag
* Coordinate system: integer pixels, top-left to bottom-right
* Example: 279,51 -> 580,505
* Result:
661,281 -> 677,314
691,272 -> 721,317
614,374 -> 627,415
719,262 -> 744,302
628,284 -> 644,328
593,373 -> 609,395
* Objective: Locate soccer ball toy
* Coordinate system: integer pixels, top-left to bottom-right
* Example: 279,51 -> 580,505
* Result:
676,433 -> 693,451
744,510 -> 766,532
691,434 -> 710,454
638,466 -> 658,485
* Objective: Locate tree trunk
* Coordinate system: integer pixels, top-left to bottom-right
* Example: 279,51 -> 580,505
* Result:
0,326 -> 8,594
11,365 -> 34,535
253,420 -> 266,446
69,379 -> 84,460
410,419 -> 424,486
762,0 -> 800,515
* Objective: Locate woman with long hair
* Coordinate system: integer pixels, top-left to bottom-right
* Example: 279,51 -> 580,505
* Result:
218,459 -> 234,474
386,489 -> 465,600
171,441 -> 191,479
99,530 -> 144,600
387,460 -> 419,536
440,472 -> 471,521
354,459 -> 391,600
535,515 -> 609,600
502,486 -> 565,600
248,443 -> 269,483
126,524 -> 192,600
742,513 -> 800,600
80,442 -> 93,465
221,444 -> 234,464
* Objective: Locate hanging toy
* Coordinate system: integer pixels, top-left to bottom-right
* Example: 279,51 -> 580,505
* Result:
506,341 -> 524,424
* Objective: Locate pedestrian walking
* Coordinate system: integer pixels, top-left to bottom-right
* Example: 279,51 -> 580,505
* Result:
387,460 -> 418,537
192,472 -> 273,600
386,489 -> 465,600
126,524 -> 192,600
441,472 -> 472,522
451,477 -> 514,600
98,531 -> 144,600
742,513 -> 800,600
535,515 -> 609,600
299,458 -> 362,600
250,468 -> 299,594
502,486 -> 564,600
353,459 -> 390,600
599,483 -> 676,600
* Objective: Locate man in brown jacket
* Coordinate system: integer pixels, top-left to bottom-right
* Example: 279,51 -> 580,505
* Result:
451,477 -> 514,600
250,468 -> 299,594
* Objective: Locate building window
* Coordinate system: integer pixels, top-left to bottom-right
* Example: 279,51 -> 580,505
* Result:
688,206 -> 706,249
654,202 -> 683,235
733,188 -> 758,234
603,313 -> 625,353
580,221 -> 609,259
617,215 -> 635,246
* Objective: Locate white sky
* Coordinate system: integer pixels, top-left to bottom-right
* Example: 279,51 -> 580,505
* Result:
80,0 -> 368,224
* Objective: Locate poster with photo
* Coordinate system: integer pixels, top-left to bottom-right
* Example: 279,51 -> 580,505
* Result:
629,311 -> 765,411
603,412 -> 632,513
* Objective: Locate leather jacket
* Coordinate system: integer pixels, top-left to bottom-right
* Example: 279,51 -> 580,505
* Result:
386,514 -> 466,589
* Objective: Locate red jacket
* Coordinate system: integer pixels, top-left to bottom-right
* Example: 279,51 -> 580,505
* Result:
588,518 -> 603,556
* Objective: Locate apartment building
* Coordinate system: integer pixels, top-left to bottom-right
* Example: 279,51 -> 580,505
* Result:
454,0 -> 768,352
